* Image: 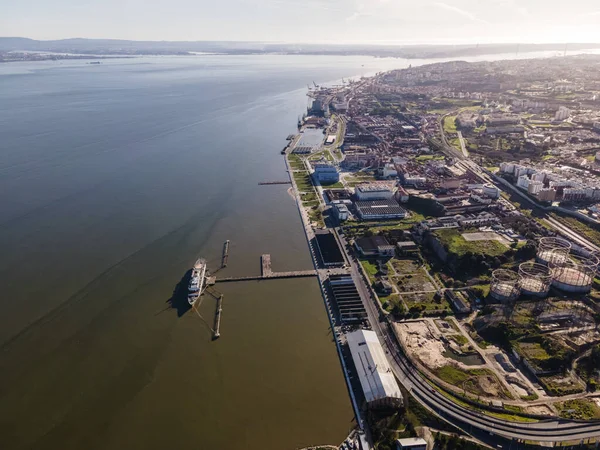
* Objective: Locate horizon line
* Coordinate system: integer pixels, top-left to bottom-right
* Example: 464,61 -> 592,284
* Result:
3,36 -> 600,47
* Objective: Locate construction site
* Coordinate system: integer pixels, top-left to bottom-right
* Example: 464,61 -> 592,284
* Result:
390,234 -> 600,419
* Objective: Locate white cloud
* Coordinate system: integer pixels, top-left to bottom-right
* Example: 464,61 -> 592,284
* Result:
433,2 -> 490,24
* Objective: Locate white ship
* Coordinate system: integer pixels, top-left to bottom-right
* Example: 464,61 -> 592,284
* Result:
188,258 -> 207,305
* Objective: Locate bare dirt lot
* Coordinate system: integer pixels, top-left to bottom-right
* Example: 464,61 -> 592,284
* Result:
396,321 -> 448,369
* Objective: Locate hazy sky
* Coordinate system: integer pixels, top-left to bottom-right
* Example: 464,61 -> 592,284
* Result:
2,0 -> 600,44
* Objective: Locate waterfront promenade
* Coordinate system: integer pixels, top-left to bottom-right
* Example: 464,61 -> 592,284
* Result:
284,149 -> 369,448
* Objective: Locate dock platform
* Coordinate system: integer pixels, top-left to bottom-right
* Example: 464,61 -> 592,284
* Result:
214,253 -> 316,283
261,254 -> 272,277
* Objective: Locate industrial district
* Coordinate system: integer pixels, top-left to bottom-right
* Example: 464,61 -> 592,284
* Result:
280,54 -> 600,450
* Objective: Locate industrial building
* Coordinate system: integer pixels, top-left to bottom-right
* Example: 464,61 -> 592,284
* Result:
519,262 -> 552,297
355,236 -> 395,257
312,162 -> 339,183
314,230 -> 345,267
355,200 -> 407,220
332,203 -> 350,221
346,329 -> 403,407
355,184 -> 395,201
490,269 -> 521,303
329,274 -> 367,323
445,290 -> 471,314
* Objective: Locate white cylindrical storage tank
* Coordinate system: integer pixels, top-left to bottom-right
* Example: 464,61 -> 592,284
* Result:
519,262 -> 552,298
537,237 -> 571,266
490,269 -> 521,303
551,254 -> 599,293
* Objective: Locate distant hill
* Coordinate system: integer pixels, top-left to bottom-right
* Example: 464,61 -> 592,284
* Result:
2,37 -> 600,58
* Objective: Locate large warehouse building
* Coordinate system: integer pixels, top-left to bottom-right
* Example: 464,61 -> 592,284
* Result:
329,274 -> 367,323
346,329 -> 403,408
355,184 -> 395,201
314,230 -> 345,267
355,200 -> 407,220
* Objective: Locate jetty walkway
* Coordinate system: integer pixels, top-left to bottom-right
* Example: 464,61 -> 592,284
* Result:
258,181 -> 291,185
207,253 -> 316,284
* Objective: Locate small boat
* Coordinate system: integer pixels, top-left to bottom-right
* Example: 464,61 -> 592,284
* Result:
188,258 -> 207,305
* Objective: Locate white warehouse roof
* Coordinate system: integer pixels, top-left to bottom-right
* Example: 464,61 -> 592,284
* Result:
356,184 -> 393,193
346,329 -> 402,403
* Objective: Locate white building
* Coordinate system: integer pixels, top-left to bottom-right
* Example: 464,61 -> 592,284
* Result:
383,163 -> 398,178
346,330 -> 403,407
482,183 -> 500,199
517,174 -> 530,190
499,162 -> 515,174
550,180 -> 574,189
333,203 -> 349,221
396,438 -> 427,450
563,187 -> 587,201
403,175 -> 427,186
528,181 -> 543,195
355,184 -> 394,201
555,106 -> 571,122
515,166 -> 534,178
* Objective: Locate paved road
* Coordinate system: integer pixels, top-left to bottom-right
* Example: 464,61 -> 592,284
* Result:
457,131 -> 469,158
544,216 -> 600,253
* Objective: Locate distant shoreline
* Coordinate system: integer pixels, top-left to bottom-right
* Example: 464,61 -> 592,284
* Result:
2,37 -> 600,63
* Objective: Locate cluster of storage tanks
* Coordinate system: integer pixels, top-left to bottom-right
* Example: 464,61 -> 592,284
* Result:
489,237 -> 599,302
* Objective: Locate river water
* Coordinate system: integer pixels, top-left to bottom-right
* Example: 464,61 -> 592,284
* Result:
0,51 -> 595,449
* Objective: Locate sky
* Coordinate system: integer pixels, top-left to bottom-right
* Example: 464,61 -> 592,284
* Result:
2,0 -> 600,44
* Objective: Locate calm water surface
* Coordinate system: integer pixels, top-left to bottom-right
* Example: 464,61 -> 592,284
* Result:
0,51 -> 593,449
0,54 -> 416,450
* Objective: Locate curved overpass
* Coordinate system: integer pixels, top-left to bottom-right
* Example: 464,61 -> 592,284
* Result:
381,324 -> 600,442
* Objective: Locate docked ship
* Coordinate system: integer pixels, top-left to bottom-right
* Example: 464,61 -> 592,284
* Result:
188,258 -> 207,305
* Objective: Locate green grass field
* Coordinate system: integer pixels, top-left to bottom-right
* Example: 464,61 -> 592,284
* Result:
361,260 -> 378,282
434,229 -> 508,257
556,399 -> 600,420
293,172 -> 314,192
516,342 -> 551,361
443,115 -> 458,134
433,366 -> 511,399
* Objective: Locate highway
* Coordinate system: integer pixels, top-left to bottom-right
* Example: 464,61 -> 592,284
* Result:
457,131 -> 469,158
543,216 -> 600,253
333,228 -> 600,445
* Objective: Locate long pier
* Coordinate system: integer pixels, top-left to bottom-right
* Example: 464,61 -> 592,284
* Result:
214,271 -> 317,283
258,181 -> 292,185
213,295 -> 223,340
221,240 -> 230,268
208,253 -> 317,283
